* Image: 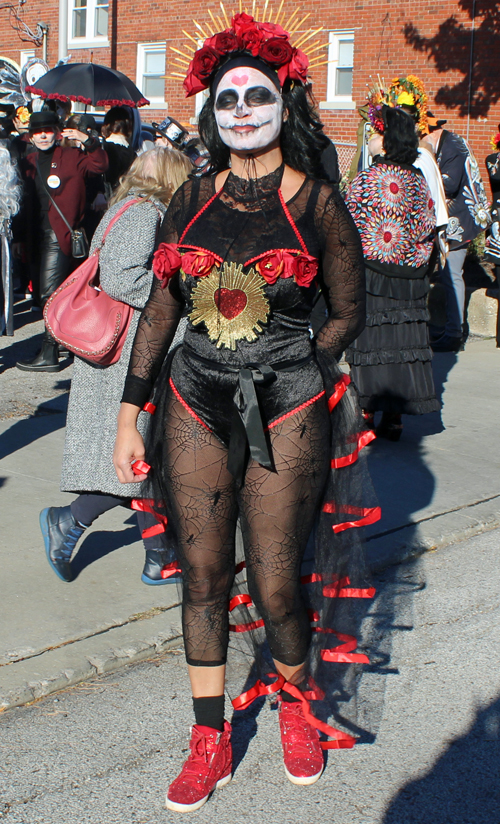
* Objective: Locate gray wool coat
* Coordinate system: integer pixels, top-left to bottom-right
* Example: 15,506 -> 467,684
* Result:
61,194 -> 168,497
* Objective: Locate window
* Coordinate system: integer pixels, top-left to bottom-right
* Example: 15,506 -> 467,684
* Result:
320,31 -> 355,111
68,0 -> 109,46
20,50 -> 35,68
136,43 -> 166,107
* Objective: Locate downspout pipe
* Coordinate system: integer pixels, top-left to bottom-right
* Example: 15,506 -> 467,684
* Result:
58,0 -> 68,62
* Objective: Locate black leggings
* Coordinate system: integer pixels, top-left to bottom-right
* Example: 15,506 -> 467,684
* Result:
160,387 -> 331,668
70,493 -> 163,551
36,229 -> 74,309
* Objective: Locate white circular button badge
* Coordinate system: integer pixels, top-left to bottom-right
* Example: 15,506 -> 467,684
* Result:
47,175 -> 61,189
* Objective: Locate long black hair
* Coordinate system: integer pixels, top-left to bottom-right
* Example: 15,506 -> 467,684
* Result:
198,80 -> 330,178
382,106 -> 419,166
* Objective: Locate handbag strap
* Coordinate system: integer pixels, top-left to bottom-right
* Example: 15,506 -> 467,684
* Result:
99,197 -> 163,249
36,159 -> 74,234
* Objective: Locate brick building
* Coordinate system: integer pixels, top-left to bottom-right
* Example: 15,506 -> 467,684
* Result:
1,1 -> 499,179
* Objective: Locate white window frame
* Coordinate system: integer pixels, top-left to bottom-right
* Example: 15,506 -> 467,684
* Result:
67,0 -> 109,49
320,30 -> 356,111
136,42 -> 167,109
20,50 -> 36,68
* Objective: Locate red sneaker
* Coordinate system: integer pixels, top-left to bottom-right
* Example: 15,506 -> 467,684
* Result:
279,700 -> 324,785
165,722 -> 232,812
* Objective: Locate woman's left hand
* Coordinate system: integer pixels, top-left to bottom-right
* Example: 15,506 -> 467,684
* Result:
61,128 -> 91,145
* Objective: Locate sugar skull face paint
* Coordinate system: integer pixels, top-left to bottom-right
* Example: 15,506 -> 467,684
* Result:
214,66 -> 283,153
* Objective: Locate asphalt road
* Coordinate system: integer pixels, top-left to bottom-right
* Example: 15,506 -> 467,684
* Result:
1,528 -> 499,824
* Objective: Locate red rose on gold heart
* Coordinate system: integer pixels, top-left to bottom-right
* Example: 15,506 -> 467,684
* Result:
255,250 -> 285,284
153,243 -> 182,287
181,250 -> 218,277
292,253 -> 318,287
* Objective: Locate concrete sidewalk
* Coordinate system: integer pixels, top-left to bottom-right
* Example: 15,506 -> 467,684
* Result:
1,322 -> 499,712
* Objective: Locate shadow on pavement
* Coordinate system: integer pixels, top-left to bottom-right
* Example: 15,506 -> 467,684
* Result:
0,404 -> 68,460
71,523 -> 141,578
383,694 -> 500,823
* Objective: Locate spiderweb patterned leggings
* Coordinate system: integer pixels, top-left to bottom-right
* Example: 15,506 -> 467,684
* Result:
160,388 -> 331,668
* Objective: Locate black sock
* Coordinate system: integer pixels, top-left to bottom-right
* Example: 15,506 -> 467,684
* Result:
192,695 -> 225,731
281,689 -> 300,703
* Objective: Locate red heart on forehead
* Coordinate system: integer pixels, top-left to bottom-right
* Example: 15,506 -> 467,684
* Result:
231,74 -> 249,86
214,288 -> 247,319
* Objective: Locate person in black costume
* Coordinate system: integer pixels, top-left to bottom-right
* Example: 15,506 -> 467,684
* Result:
16,110 -> 108,372
345,107 -> 439,440
114,11 -> 371,813
485,127 -> 500,287
101,106 -> 137,195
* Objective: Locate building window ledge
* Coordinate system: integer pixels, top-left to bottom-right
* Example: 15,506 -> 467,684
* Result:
319,101 -> 357,111
67,38 -> 109,49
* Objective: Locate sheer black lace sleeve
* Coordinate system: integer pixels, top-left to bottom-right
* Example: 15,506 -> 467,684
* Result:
121,183 -> 190,408
314,185 -> 366,361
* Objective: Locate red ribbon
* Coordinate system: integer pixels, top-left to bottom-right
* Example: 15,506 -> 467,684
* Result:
328,374 -> 351,412
331,429 -> 376,468
228,593 -> 265,633
160,561 -> 182,579
232,673 -> 286,710
322,502 -> 382,533
234,560 -> 246,575
143,402 -> 156,414
141,523 -> 166,539
132,460 -> 151,475
232,676 -> 356,749
316,631 -> 370,665
131,498 -> 168,526
323,575 -> 376,599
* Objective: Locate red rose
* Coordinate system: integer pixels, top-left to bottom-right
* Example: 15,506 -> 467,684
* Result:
292,253 -> 318,287
288,48 -> 309,83
205,30 -> 239,55
239,27 -> 265,56
255,250 -> 285,284
183,69 -> 208,97
231,12 -> 256,37
259,37 -> 293,67
192,46 -> 220,80
258,22 -> 288,39
281,251 -> 297,278
181,250 -> 218,277
153,243 -> 182,287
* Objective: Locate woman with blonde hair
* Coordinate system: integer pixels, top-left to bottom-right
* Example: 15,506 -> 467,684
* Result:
40,147 -> 193,585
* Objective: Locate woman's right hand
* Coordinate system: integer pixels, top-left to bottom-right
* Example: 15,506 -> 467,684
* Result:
113,403 -> 147,483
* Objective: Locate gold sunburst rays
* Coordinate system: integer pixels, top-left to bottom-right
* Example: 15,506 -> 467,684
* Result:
190,262 -> 269,350
169,2 -> 330,76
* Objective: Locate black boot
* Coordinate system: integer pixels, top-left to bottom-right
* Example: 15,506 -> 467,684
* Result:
16,331 -> 62,372
141,549 -> 181,585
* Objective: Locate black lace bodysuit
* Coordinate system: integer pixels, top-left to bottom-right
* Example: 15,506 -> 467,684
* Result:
122,166 -> 367,671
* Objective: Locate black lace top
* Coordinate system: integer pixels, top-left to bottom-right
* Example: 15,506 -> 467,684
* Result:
122,165 -> 365,407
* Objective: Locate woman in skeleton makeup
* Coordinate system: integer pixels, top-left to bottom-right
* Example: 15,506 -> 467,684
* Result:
114,9 -> 375,812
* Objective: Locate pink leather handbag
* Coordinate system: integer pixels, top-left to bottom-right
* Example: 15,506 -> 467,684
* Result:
44,198 -> 142,365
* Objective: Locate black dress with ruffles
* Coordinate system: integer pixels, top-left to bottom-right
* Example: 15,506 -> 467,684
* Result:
345,157 -> 440,415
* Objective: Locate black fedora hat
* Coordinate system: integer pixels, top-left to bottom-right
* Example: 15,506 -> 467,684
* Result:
29,111 -> 61,131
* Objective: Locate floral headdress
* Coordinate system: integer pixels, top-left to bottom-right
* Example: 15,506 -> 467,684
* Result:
366,76 -> 389,134
387,75 -> 428,135
490,131 -> 500,151
170,2 -> 328,97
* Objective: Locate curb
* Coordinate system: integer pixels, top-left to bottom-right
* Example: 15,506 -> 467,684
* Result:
2,499 -> 500,713
0,606 -> 182,713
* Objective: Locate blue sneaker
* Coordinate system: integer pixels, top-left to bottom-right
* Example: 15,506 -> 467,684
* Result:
40,506 -> 86,583
141,549 -> 181,585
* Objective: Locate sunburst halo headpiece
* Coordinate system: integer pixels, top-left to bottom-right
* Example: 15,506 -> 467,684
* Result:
170,2 -> 329,97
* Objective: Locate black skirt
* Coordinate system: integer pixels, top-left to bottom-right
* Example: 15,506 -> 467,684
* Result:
345,266 -> 440,415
